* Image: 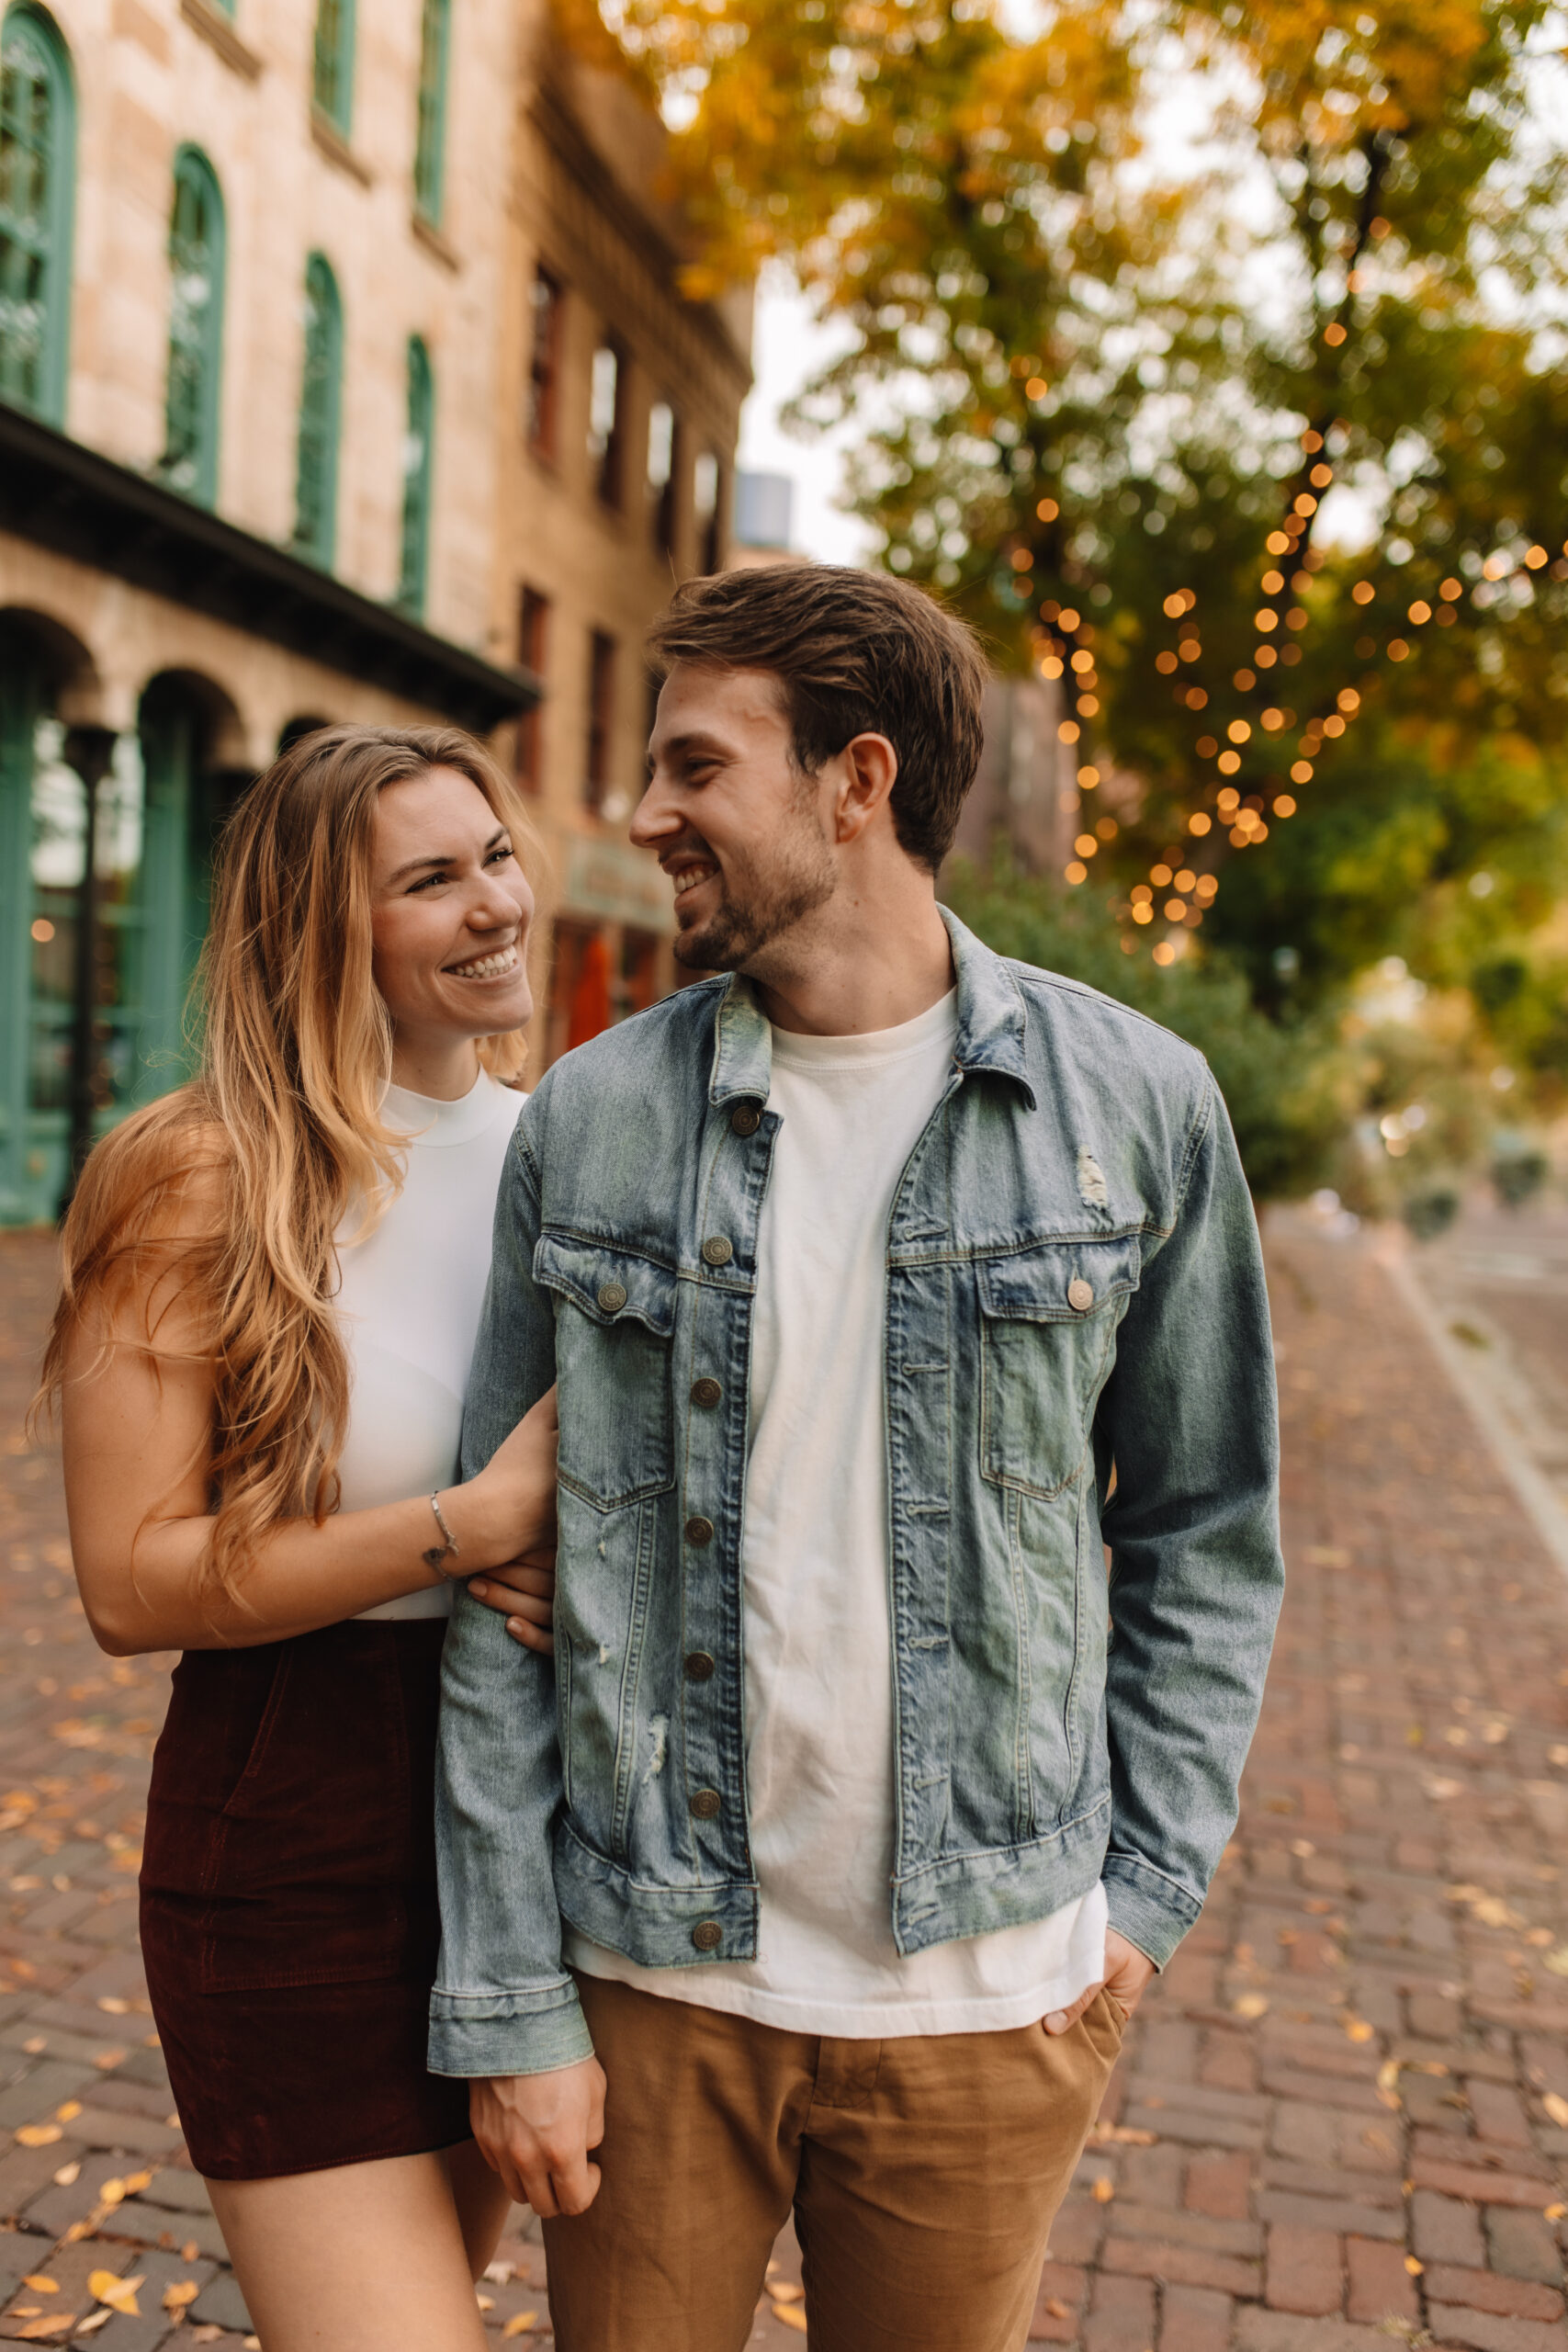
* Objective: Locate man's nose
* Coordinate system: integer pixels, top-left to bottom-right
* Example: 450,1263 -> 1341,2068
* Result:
629,775 -> 682,846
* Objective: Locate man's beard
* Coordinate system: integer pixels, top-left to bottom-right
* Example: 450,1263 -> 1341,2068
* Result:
672,802 -> 837,975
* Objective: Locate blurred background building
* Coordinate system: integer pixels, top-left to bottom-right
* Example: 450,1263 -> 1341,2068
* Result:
0,0 -> 749,1223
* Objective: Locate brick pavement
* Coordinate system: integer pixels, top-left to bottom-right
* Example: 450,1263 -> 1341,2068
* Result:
2,1219 -> 1566,2348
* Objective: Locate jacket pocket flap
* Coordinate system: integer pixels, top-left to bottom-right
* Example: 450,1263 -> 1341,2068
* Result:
534,1234 -> 679,1338
977,1237 -> 1141,1323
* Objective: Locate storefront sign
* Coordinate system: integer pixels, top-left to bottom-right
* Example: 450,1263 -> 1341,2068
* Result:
561,834 -> 673,934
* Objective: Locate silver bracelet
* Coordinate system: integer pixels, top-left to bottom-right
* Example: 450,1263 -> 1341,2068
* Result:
423,1490 -> 461,1572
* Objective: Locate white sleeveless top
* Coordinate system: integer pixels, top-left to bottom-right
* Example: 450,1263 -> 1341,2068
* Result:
333,1071 -> 528,1622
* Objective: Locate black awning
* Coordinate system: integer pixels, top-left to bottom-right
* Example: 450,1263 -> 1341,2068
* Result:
1,400 -> 539,734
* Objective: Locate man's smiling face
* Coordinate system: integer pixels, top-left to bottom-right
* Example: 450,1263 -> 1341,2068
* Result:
631,664 -> 838,973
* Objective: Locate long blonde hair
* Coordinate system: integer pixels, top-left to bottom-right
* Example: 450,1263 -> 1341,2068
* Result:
39,723 -> 536,1587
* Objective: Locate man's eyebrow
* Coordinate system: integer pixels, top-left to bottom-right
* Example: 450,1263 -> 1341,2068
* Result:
648,729 -> 733,770
385,827 -> 509,885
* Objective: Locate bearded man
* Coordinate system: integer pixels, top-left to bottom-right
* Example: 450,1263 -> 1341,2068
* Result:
431,566 -> 1283,2352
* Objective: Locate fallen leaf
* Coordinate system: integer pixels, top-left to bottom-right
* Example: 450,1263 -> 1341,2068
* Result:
477,2293 -> 495,2311
1544,2202 -> 1566,2222
96,1996 -> 130,2015
483,2261 -> 516,2285
122,2168 -> 153,2194
20,2278 -> 60,2295
53,2100 -> 82,2122
771,2280 -> 805,2302
1091,2177 -> 1116,2202
181,2240 -> 199,2263
14,2124 -> 62,2146
163,2282 -> 200,2312
1377,2061 -> 1402,2091
1543,2093 -> 1568,2129
1233,1993 -> 1269,2019
93,2049 -> 127,2071
772,2306 -> 808,2334
1043,2298 -> 1072,2320
74,2315 -> 112,2338
1543,1949 -> 1568,1978
88,2269 -> 143,2315
501,2317 -> 539,2338
189,2330 -> 224,2345
17,2319 -> 76,2341
1344,2018 -> 1375,2042
51,2162 -> 80,2187
1404,2256 -> 1424,2276
97,2177 -> 126,2207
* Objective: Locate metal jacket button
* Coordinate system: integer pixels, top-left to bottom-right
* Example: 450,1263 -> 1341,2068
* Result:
1067,1277 -> 1095,1312
683,1650 -> 715,1680
692,1919 -> 723,1951
730,1103 -> 761,1137
690,1788 -> 722,1819
691,1377 -> 722,1408
684,1515 -> 715,1547
701,1235 -> 734,1267
596,1280 -> 627,1314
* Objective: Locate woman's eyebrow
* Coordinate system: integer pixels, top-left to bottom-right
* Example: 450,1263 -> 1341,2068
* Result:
385,829 -> 508,885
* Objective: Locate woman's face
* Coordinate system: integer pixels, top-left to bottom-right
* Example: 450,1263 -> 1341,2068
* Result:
369,766 -> 535,1048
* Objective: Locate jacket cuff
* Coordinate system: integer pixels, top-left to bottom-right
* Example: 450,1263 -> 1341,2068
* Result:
427,1978 -> 594,2079
1102,1855 -> 1202,1971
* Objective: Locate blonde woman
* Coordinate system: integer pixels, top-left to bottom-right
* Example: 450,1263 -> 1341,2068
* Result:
40,726 -> 558,2350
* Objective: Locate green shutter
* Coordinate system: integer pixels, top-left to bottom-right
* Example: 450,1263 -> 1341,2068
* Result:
291,253 -> 343,568
412,0 -> 449,224
311,0 -> 355,134
0,3 -> 75,425
397,334 -> 434,616
157,146 -> 225,507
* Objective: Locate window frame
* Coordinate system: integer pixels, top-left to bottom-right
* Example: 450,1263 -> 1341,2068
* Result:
311,0 -> 355,136
290,252 -> 344,570
516,585 -> 549,795
396,334 -> 434,616
587,337 -> 626,509
156,144 -> 225,509
0,1 -> 77,427
412,0 -> 450,226
585,628 -> 616,814
525,266 -> 562,462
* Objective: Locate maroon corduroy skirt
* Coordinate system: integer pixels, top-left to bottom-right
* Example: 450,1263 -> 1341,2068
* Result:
140,1618 -> 471,2181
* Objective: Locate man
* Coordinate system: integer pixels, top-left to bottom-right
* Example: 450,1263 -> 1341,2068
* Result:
432,566 -> 1283,2351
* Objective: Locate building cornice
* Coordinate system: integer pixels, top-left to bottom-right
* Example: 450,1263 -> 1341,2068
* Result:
0,402 -> 538,734
528,78 -> 751,394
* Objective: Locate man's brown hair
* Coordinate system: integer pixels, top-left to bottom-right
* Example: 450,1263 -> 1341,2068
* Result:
646,565 -> 989,872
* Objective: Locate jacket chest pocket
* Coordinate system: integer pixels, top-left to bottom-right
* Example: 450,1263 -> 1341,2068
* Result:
977,1238 -> 1141,1499
535,1234 -> 678,1510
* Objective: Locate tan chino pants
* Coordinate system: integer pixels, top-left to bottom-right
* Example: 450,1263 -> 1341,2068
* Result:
542,1971 -> 1123,2352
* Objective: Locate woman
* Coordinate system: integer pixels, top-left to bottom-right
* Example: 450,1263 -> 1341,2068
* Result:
39,725 -> 558,2349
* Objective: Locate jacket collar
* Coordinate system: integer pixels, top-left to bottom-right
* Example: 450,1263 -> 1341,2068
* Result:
705,903 -> 1034,1110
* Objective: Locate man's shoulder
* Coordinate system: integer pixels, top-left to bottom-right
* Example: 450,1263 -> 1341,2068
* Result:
1008,957 -> 1211,1095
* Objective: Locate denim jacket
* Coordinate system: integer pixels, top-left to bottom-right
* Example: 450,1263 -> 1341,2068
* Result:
429,908 -> 1283,2078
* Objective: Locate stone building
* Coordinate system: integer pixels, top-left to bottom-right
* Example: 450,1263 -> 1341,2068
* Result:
0,0 -> 748,1223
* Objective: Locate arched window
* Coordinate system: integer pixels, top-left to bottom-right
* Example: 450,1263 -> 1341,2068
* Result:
291,253 -> 342,568
311,0 -> 355,135
412,0 -> 449,225
0,3 -> 75,425
156,147 -> 225,506
397,334 -> 434,616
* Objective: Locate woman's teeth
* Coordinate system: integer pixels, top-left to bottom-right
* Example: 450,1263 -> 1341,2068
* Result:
447,945 -> 518,979
673,865 -> 716,898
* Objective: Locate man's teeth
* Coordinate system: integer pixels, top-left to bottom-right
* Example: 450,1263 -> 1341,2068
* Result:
672,865 -> 716,898
447,945 -> 518,979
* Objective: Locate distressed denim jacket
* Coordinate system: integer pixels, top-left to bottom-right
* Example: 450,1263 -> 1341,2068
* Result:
429,908 -> 1283,2078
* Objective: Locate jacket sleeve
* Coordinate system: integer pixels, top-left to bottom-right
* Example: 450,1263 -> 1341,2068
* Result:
1096,1068 -> 1284,1970
428,1118 -> 594,2079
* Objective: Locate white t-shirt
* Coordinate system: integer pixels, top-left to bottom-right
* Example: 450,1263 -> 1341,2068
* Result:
569,990 -> 1107,2034
334,1070 -> 528,1623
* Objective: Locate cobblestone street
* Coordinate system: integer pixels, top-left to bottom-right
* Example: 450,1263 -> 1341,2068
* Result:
2,1218 -> 1565,2349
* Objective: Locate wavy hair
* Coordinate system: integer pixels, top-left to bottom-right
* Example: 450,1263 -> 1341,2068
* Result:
38,723 -> 536,1590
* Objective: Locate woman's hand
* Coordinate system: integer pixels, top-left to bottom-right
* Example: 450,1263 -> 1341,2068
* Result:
455,1386 -> 558,1572
468,1553 -> 556,1654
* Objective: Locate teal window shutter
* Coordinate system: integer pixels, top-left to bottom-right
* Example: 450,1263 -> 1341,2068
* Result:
0,3 -> 75,425
311,0 -> 355,134
291,253 -> 343,568
412,0 -> 449,225
397,334 -> 434,616
156,147 -> 224,506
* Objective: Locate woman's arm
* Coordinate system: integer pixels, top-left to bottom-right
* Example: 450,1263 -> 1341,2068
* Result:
61,1307 -> 558,1659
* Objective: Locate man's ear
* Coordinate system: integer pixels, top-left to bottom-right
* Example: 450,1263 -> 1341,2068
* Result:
831,732 -> 899,844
